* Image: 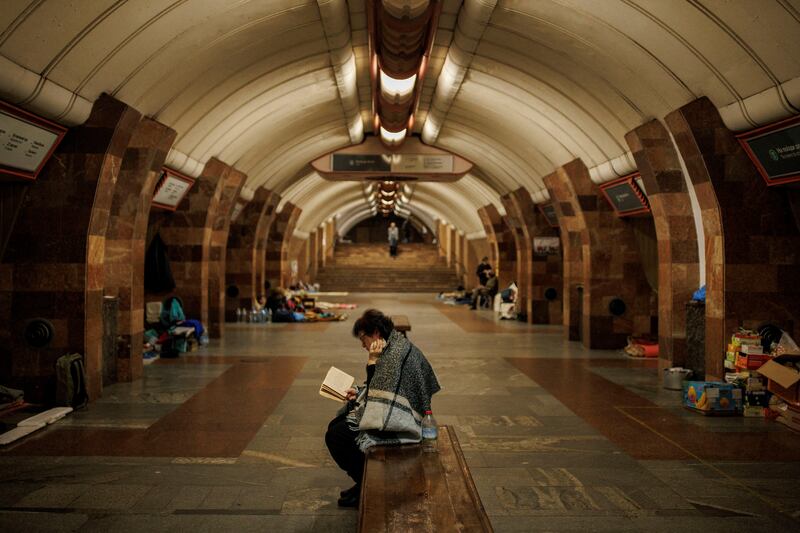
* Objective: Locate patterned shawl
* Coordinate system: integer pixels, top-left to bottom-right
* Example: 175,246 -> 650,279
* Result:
346,330 -> 440,451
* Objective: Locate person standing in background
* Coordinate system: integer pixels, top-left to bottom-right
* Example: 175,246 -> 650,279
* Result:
476,256 -> 492,286
388,222 -> 399,258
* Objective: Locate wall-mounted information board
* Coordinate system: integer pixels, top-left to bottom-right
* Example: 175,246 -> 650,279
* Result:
152,168 -> 195,211
537,203 -> 559,227
737,115 -> 800,186
599,173 -> 650,217
0,101 -> 67,181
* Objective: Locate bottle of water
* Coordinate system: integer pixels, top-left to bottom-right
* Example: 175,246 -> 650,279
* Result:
236,308 -> 242,322
422,410 -> 438,452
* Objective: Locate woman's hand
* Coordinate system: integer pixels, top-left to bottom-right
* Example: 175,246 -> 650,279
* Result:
345,388 -> 357,401
368,338 -> 386,355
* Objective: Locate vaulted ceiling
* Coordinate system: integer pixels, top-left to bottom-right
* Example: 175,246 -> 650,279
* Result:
2,0 -> 798,235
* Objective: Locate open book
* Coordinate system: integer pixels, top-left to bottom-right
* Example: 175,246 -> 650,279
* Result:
319,366 -> 355,402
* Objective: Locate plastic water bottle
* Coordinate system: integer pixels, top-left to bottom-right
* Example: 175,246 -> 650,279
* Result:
236,308 -> 242,322
422,410 -> 438,452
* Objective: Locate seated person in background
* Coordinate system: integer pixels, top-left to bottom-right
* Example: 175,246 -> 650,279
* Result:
469,270 -> 498,309
325,309 -> 440,507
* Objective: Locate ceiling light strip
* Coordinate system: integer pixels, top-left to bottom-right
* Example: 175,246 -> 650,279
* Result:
422,0 -> 497,145
317,0 -> 364,145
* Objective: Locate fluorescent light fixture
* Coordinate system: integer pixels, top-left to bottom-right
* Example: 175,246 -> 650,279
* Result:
380,127 -> 407,145
380,71 -> 417,101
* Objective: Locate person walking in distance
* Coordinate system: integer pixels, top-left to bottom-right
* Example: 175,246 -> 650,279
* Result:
388,222 -> 399,258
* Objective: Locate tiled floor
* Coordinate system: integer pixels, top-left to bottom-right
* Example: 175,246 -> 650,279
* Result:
1,293 -> 798,532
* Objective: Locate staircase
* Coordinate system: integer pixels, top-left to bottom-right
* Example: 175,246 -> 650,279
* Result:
315,243 -> 461,292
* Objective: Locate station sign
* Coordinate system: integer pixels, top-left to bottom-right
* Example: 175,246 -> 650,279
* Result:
738,115 -> 800,186
314,136 -> 470,182
0,100 -> 67,181
152,167 -> 195,211
599,173 -> 650,217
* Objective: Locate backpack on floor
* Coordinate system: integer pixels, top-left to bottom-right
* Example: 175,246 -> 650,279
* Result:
55,353 -> 89,409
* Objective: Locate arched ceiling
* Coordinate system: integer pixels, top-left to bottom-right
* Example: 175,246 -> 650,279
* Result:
1,0 -> 798,237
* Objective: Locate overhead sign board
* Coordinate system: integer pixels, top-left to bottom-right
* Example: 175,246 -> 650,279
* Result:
332,154 -> 390,172
0,100 -> 67,181
599,173 -> 650,217
538,203 -> 559,227
314,136 -> 471,182
152,168 -> 195,211
738,115 -> 800,186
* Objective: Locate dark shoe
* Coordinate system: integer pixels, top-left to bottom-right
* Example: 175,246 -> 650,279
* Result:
337,489 -> 360,508
339,484 -> 358,498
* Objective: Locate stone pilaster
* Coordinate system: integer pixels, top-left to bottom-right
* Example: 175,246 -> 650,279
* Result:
106,117 -> 176,382
666,97 -> 800,379
504,188 -> 563,325
477,204 -> 516,289
265,203 -> 302,288
207,168 -> 246,338
1,94 -> 141,402
501,193 -> 531,320
626,119 -> 700,369
156,158 -> 232,329
545,160 -> 655,349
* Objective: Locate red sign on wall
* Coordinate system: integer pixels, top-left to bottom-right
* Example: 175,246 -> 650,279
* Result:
599,173 -> 650,217
152,167 -> 195,211
0,100 -> 67,181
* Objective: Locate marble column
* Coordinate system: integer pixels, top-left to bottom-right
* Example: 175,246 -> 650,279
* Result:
105,117 -> 176,382
156,158 -> 233,331
504,188 -> 563,325
225,187 -> 278,320
265,203 -> 302,288
626,119 -> 700,370
477,205 -> 515,287
1,94 -> 141,402
545,160 -> 654,349
543,171 -> 583,340
666,97 -> 800,379
207,169 -> 246,338
501,192 -> 532,320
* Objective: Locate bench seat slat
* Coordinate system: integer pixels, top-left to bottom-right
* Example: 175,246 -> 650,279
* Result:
359,426 -> 493,532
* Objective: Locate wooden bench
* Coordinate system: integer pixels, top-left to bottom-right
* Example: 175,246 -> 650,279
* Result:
392,315 -> 411,336
358,426 -> 493,532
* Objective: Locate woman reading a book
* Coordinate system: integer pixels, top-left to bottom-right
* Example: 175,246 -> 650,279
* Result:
324,309 -> 440,508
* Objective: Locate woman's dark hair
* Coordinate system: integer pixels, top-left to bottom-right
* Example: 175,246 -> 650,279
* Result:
352,309 -> 394,340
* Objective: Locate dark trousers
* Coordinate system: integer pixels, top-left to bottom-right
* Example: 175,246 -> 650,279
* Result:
389,243 -> 398,256
325,413 -> 365,485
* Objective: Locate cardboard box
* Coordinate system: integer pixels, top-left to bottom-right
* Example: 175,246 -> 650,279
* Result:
758,355 -> 800,406
735,353 -> 771,370
683,381 -> 743,414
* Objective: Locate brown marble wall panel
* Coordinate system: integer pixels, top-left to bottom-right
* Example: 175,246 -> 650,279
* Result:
255,192 -> 281,294
225,190 -> 272,320
500,193 -> 531,319
505,188 -> 563,325
0,94 -> 140,402
545,161 -> 654,349
265,203 -> 302,288
666,97 -> 800,379
155,158 -> 231,331
543,172 -> 582,340
626,119 -> 700,369
105,117 -> 175,382
476,207 -> 499,277
308,231 -> 319,282
207,169 -> 246,338
477,205 -> 515,287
